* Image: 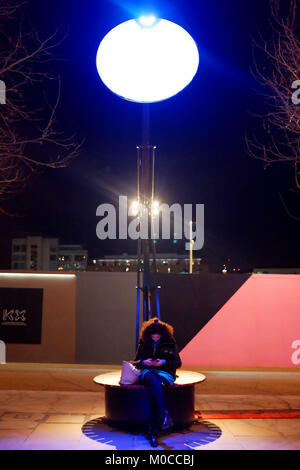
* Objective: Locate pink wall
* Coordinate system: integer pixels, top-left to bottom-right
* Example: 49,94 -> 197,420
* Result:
180,274 -> 300,368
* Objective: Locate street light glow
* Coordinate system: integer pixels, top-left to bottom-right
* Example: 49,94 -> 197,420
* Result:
138,15 -> 157,27
96,18 -> 199,103
130,200 -> 140,216
151,200 -> 160,216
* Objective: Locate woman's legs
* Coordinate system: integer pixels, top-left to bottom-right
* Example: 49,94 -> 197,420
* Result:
143,371 -> 168,415
143,371 -> 169,436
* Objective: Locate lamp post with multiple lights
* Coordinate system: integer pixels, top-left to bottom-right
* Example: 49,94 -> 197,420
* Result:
96,15 -> 199,345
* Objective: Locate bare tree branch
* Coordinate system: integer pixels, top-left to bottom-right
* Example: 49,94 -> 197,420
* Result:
246,0 -> 300,202
0,0 -> 83,213
279,191 -> 300,219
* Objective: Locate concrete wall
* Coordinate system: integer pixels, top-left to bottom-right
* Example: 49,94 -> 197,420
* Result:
2,271 -> 299,368
0,272 -> 76,363
75,272 -> 138,364
0,271 -> 139,365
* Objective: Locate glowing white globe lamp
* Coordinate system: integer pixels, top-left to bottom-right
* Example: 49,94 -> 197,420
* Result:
138,15 -> 157,27
96,16 -> 199,103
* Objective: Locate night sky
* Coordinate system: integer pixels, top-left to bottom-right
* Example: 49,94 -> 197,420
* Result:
0,0 -> 299,269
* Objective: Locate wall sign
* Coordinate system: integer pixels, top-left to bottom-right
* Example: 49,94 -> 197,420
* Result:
0,288 -> 43,344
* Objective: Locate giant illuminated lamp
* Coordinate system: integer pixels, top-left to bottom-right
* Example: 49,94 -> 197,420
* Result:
96,17 -> 199,103
96,16 -> 199,343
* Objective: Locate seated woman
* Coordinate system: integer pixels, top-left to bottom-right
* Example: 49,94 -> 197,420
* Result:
134,317 -> 182,447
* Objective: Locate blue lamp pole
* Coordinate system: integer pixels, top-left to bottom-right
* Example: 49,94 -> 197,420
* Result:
137,104 -> 158,324
96,15 -> 199,347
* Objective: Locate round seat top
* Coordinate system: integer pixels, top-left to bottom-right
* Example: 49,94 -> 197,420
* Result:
93,369 -> 206,388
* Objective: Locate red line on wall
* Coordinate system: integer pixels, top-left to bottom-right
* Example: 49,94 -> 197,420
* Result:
194,409 -> 300,419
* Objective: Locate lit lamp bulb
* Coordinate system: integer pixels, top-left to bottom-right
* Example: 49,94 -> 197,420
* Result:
151,200 -> 160,216
96,18 -> 199,103
138,15 -> 157,27
130,200 -> 140,216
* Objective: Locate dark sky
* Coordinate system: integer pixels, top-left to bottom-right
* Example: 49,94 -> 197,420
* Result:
0,0 -> 299,269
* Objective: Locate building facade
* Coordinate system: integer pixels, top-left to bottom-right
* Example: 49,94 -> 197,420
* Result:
58,245 -> 88,271
11,237 -> 59,271
90,252 -> 202,273
11,237 -> 87,271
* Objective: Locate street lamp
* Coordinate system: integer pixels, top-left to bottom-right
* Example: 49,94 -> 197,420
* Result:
96,17 -> 199,103
96,15 -> 199,345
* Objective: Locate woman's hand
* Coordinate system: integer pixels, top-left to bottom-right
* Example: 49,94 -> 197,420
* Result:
143,358 -> 153,367
151,359 -> 164,367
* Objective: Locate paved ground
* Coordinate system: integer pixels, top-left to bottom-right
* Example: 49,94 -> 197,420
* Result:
0,364 -> 299,450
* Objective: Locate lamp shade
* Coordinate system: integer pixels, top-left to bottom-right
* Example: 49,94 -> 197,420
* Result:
96,18 -> 199,103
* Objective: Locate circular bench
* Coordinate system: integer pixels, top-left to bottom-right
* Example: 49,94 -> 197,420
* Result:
93,370 -> 206,429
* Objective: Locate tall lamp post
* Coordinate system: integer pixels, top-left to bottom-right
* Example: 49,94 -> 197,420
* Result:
96,15 -> 199,346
